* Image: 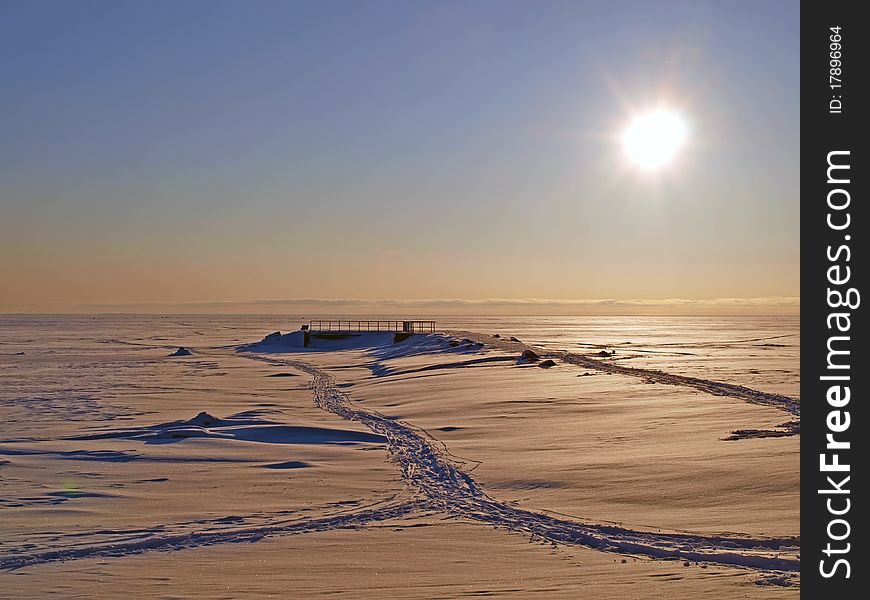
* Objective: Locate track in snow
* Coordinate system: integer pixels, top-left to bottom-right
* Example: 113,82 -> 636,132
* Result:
2,349 -> 799,574
448,331 -> 800,418
0,496 -> 421,571
255,354 -> 799,573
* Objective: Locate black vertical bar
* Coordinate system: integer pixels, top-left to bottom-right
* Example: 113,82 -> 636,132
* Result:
802,2 -> 867,596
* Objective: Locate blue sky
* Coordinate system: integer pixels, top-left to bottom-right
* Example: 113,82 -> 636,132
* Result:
0,0 -> 799,312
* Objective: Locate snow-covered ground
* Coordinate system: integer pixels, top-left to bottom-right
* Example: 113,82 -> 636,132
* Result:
0,315 -> 799,598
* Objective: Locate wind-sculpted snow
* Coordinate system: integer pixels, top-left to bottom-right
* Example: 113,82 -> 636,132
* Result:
448,330 -> 800,441
550,345 -> 800,439
555,352 -> 800,417
1,343 -> 798,575
250,355 -> 800,573
449,331 -> 800,418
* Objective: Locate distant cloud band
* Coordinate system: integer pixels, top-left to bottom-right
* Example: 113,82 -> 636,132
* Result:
3,297 -> 800,315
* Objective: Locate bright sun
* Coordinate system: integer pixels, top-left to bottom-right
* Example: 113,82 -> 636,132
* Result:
622,110 -> 688,170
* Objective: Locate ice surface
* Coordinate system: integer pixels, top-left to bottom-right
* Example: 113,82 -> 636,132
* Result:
0,315 -> 800,596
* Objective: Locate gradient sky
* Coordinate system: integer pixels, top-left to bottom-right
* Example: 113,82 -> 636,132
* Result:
0,0 -> 799,313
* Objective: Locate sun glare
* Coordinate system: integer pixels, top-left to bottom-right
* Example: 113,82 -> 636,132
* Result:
622,110 -> 688,170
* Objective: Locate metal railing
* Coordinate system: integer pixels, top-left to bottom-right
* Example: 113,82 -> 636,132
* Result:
308,320 -> 436,333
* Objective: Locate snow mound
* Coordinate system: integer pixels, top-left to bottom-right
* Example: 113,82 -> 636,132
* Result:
239,330 -> 472,358
71,411 -> 387,446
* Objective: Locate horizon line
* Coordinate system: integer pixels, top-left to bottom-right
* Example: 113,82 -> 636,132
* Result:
0,296 -> 800,316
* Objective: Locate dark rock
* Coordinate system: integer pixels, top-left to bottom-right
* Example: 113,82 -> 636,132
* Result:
188,411 -> 219,427
509,336 -> 521,342
520,349 -> 540,362
493,334 -> 501,339
596,350 -> 612,357
538,359 -> 557,368
170,347 -> 193,357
